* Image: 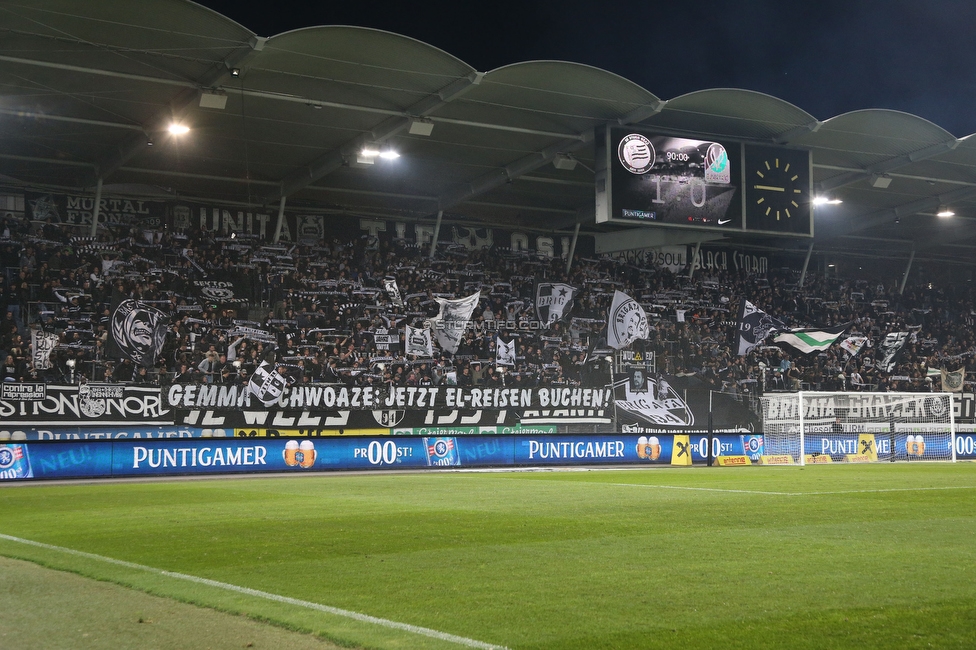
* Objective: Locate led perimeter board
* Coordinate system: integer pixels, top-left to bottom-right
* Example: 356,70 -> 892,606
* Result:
595,127 -> 812,237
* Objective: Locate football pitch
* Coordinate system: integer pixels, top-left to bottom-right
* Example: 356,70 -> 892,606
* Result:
2,464 -> 975,649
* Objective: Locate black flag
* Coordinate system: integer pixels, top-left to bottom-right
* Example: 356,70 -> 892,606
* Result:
106,298 -> 168,368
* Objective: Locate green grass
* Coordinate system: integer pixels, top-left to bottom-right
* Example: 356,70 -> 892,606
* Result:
2,464 -> 976,649
0,555 -> 346,650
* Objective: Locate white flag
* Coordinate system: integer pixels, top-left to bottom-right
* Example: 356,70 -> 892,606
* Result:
404,325 -> 433,357
31,330 -> 59,370
383,277 -> 404,307
840,336 -> 868,357
606,290 -> 649,350
496,337 -> 516,366
430,292 -> 480,354
941,367 -> 966,393
534,282 -> 577,325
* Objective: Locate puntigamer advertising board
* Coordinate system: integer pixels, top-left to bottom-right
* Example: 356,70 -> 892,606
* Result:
0,433 -> 741,481
5,430 -> 970,481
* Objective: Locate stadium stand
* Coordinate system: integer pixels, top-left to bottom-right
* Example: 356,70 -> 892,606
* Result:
1,213 -> 968,396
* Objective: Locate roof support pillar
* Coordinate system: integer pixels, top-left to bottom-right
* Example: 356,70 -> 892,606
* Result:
687,241 -> 702,279
565,222 -> 581,276
798,241 -> 815,287
429,210 -> 443,259
899,249 -> 916,295
90,178 -> 102,238
272,196 -> 287,244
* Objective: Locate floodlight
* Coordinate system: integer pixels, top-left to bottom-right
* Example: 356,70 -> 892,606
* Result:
937,205 -> 955,217
408,118 -> 434,136
199,90 -> 227,110
379,148 -> 400,160
813,196 -> 842,206
352,153 -> 375,168
168,123 -> 190,135
870,174 -> 892,189
553,153 -> 578,171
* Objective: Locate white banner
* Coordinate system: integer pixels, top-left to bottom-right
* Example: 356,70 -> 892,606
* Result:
31,330 -> 59,370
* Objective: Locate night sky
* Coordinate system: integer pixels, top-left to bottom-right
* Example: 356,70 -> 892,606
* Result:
197,0 -> 976,137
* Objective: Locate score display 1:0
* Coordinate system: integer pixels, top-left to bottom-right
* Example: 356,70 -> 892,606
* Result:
612,131 -> 742,228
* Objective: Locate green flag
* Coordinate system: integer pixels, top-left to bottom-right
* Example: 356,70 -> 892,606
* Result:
773,324 -> 848,354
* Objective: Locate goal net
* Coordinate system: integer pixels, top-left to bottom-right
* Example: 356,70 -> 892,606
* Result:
759,392 -> 956,466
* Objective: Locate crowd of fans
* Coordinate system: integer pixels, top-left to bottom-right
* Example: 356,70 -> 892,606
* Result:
0,211 -> 973,396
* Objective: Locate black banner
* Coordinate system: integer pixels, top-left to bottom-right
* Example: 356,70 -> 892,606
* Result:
27,192 -> 168,228
0,384 -> 170,424
176,408 -> 521,429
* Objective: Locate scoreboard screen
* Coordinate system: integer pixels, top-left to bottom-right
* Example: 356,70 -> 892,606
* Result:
595,127 -> 812,237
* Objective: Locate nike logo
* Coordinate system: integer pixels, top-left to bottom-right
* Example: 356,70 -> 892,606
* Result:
718,218 -> 732,225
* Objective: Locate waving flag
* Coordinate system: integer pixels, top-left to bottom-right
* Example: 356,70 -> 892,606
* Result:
249,360 -> 289,406
840,336 -> 868,357
773,324 -> 849,355
496,337 -> 516,366
106,297 -> 168,368
535,282 -> 577,325
878,332 -> 910,373
429,292 -> 480,354
405,325 -> 433,357
606,290 -> 649,350
383,277 -> 404,307
736,300 -> 787,356
940,367 -> 966,392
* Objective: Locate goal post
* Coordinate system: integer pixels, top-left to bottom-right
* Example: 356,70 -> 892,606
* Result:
760,391 -> 956,466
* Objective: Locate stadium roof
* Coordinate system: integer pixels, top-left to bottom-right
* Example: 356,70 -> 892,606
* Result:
3,0 -> 976,265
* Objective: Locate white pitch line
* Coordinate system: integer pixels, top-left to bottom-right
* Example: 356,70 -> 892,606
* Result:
609,483 -> 796,495
609,483 -> 976,496
793,485 -> 976,495
0,533 -> 508,650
